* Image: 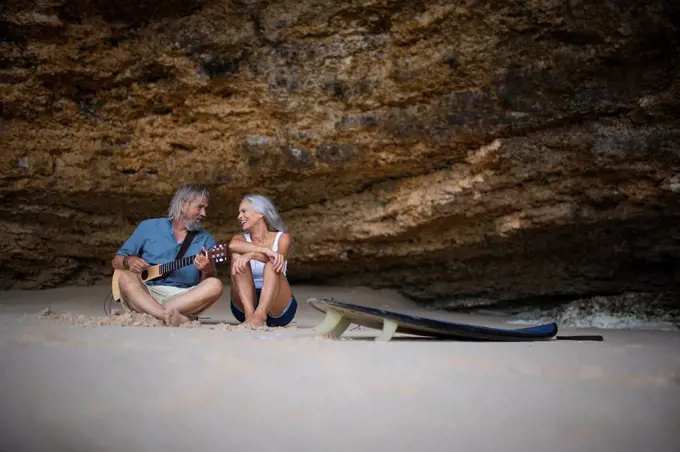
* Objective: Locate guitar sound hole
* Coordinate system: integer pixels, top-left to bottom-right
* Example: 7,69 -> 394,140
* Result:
141,270 -> 148,280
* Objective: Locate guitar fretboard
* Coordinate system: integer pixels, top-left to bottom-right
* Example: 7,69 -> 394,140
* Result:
159,254 -> 198,275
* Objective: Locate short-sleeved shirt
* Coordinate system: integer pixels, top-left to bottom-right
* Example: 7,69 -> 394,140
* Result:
116,218 -> 217,288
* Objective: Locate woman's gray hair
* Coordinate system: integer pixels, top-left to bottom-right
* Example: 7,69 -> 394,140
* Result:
168,184 -> 210,221
243,194 -> 287,232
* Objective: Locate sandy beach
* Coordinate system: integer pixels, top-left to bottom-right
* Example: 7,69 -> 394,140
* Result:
1,283 -> 679,452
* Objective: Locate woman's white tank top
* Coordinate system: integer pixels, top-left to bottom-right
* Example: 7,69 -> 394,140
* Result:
244,231 -> 287,289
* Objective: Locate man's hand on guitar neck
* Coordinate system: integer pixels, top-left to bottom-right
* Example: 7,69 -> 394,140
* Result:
195,247 -> 216,279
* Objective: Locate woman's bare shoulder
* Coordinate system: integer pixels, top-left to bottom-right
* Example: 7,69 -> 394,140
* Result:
230,233 -> 246,242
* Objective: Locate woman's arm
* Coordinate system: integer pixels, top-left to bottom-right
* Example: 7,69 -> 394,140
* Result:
229,233 -> 292,271
276,233 -> 291,260
269,233 -> 290,273
229,235 -> 269,262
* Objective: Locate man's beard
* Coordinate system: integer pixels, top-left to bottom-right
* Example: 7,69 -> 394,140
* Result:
184,216 -> 204,232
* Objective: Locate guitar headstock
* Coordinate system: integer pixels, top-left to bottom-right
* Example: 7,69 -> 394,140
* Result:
209,244 -> 229,263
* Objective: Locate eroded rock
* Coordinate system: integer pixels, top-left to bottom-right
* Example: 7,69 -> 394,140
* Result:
1,0 -> 679,307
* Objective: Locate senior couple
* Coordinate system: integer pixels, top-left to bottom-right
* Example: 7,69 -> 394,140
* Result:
111,184 -> 296,328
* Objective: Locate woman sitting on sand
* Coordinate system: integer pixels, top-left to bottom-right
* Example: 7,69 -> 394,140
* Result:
228,194 -> 297,328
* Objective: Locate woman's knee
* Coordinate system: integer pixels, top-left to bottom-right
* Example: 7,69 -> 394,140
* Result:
230,271 -> 251,285
263,261 -> 280,278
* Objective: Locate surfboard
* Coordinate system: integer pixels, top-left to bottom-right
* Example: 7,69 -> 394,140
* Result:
307,297 -> 559,342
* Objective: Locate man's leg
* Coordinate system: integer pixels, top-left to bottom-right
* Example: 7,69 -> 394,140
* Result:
118,271 -> 169,322
248,262 -> 292,326
163,277 -> 223,322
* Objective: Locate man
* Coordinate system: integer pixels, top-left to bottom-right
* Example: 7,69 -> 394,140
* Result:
111,184 -> 223,326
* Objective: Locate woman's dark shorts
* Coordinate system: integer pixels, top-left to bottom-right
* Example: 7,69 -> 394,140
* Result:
230,289 -> 298,327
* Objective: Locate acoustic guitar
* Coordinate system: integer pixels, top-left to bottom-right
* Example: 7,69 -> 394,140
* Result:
111,244 -> 229,302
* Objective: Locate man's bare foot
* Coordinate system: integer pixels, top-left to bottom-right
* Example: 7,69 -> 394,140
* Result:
163,308 -> 188,326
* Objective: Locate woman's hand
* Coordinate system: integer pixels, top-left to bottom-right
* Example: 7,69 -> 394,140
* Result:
232,253 -> 253,275
264,249 -> 285,273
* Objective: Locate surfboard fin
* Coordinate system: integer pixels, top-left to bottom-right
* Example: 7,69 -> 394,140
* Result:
313,307 -> 351,338
375,318 -> 399,342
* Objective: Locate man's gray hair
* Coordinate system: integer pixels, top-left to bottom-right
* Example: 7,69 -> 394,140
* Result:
243,194 -> 286,232
168,184 -> 209,222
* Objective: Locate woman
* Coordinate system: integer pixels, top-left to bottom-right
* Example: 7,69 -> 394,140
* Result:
228,194 -> 297,328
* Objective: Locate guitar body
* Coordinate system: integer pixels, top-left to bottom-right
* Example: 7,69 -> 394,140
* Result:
111,266 -> 164,302
110,244 -> 228,302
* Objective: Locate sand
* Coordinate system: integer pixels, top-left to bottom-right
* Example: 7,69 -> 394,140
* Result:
1,283 -> 679,452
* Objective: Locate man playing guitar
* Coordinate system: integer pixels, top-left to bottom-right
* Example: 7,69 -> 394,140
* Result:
111,184 -> 223,326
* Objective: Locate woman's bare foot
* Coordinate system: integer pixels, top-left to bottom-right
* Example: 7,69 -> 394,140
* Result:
163,308 -> 188,326
244,312 -> 267,329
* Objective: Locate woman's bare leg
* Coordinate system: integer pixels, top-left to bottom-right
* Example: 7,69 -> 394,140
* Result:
230,255 -> 257,319
248,261 -> 292,326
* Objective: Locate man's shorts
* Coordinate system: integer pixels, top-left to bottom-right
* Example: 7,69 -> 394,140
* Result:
230,289 -> 298,327
120,283 -> 194,312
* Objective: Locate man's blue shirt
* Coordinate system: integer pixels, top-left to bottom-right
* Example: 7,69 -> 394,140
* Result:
116,218 -> 217,288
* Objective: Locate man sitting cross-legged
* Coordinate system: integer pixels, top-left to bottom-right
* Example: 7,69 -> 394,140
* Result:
111,184 -> 223,326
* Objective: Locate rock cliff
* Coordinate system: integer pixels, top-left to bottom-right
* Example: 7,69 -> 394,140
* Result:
1,0 -> 679,307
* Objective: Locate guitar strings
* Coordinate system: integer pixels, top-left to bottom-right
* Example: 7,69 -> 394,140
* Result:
160,255 -> 196,274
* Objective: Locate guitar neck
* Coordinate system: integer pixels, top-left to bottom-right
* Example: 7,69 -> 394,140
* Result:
158,254 -> 198,275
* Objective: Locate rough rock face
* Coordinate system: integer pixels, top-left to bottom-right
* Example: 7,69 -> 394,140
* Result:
1,0 -> 679,307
